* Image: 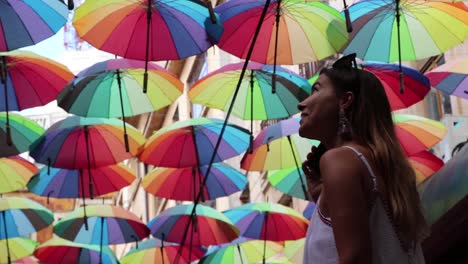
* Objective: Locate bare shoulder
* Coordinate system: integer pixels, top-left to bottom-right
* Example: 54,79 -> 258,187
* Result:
319,146 -> 366,186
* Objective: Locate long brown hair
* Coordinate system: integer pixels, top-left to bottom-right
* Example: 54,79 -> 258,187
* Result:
322,67 -> 428,248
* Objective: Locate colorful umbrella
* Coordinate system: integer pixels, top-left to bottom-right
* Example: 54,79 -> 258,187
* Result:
0,237 -> 38,264
189,62 -> 310,118
200,237 -> 283,264
425,58 -> 468,99
73,0 -> 222,92
267,166 -> 309,200
241,118 -> 319,199
0,112 -> 44,158
139,118 -> 250,168
393,114 -> 447,155
0,197 -> 54,240
0,156 -> 38,194
418,145 -> 468,224
215,0 -> 348,65
0,0 -> 68,51
302,202 -> 315,220
148,204 -> 240,246
29,116 -> 145,170
0,50 -> 73,112
282,238 -> 305,264
27,163 -> 136,199
54,205 -> 149,263
34,237 -> 118,264
409,151 -> 444,184
343,0 -> 468,90
120,238 -> 206,264
142,163 -> 247,201
224,202 -> 308,263
57,59 -> 183,117
361,62 -> 430,108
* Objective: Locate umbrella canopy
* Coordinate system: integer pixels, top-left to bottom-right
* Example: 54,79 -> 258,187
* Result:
409,151 -> 444,184
120,238 -> 206,264
361,62 -> 430,109
0,50 -> 73,112
200,237 -> 283,264
0,237 -> 38,264
418,145 -> 468,224
224,202 -> 309,242
27,164 -> 136,199
34,237 -> 118,264
54,205 -> 149,244
0,197 -> 54,239
0,156 -> 38,194
0,0 -> 68,51
267,166 -> 309,200
139,118 -> 250,168
0,112 -> 44,158
343,1 -> 468,62
394,114 -> 447,155
189,62 -> 310,120
143,163 -> 247,201
29,116 -> 145,169
73,0 -> 223,91
148,204 -> 240,246
215,0 -> 348,64
282,238 -> 305,264
57,58 -> 183,117
425,58 -> 468,99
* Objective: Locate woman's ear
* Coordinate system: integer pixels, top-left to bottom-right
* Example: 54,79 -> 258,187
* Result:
340,91 -> 354,110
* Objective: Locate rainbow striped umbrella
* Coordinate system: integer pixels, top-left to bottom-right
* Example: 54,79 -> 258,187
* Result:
0,51 -> 73,112
200,237 -> 283,264
215,0 -> 348,64
393,114 -> 447,155
139,118 -> 250,168
142,163 -> 247,201
148,204 -> 240,246
0,156 -> 38,194
34,237 -> 118,264
0,237 -> 38,264
0,112 -> 44,158
0,197 -> 54,239
410,151 -> 444,184
73,0 -> 222,91
27,164 -> 136,199
267,166 -> 309,200
57,59 -> 183,116
282,238 -> 305,264
29,116 -> 145,169
0,0 -> 68,51
425,58 -> 468,99
120,238 -> 206,264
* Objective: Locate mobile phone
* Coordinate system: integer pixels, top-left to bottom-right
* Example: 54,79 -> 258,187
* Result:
307,143 -> 327,176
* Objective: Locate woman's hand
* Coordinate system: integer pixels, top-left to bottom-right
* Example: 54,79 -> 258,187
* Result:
303,146 -> 323,202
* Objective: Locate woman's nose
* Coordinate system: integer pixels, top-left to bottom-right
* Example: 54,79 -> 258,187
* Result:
298,101 -> 305,111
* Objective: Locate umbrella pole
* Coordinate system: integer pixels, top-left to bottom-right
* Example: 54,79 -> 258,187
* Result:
1,211 -> 11,264
249,71 -> 254,154
116,70 -> 130,152
236,244 -> 245,264
160,233 -> 165,264
205,0 -> 217,24
192,167 -> 197,201
190,127 -> 205,202
272,0 -> 282,94
342,0 -> 353,33
84,126 -> 94,199
143,0 -> 152,93
262,211 -> 269,264
287,136 -> 311,200
396,0 -> 404,94
175,0 -> 273,259
1,57 -> 12,146
189,214 -> 196,264
79,169 -> 89,230
99,216 -> 104,264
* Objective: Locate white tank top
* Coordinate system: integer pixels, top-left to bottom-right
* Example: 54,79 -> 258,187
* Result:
303,146 -> 425,264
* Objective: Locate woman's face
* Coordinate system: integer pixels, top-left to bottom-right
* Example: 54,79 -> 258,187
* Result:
298,73 -> 341,141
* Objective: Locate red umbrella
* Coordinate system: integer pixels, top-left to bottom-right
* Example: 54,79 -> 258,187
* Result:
409,151 -> 444,184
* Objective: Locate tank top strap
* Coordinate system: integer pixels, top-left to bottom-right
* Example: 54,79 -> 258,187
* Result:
342,146 -> 378,192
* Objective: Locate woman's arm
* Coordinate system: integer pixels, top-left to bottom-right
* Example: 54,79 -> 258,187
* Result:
320,147 -> 372,264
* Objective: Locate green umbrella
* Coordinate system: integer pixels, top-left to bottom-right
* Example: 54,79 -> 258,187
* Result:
268,166 -> 309,200
0,237 -> 38,264
0,112 -> 44,157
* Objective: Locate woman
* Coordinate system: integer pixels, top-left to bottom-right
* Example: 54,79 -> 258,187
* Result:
298,54 -> 427,264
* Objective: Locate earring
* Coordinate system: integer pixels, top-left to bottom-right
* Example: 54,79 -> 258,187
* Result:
338,107 -> 352,139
